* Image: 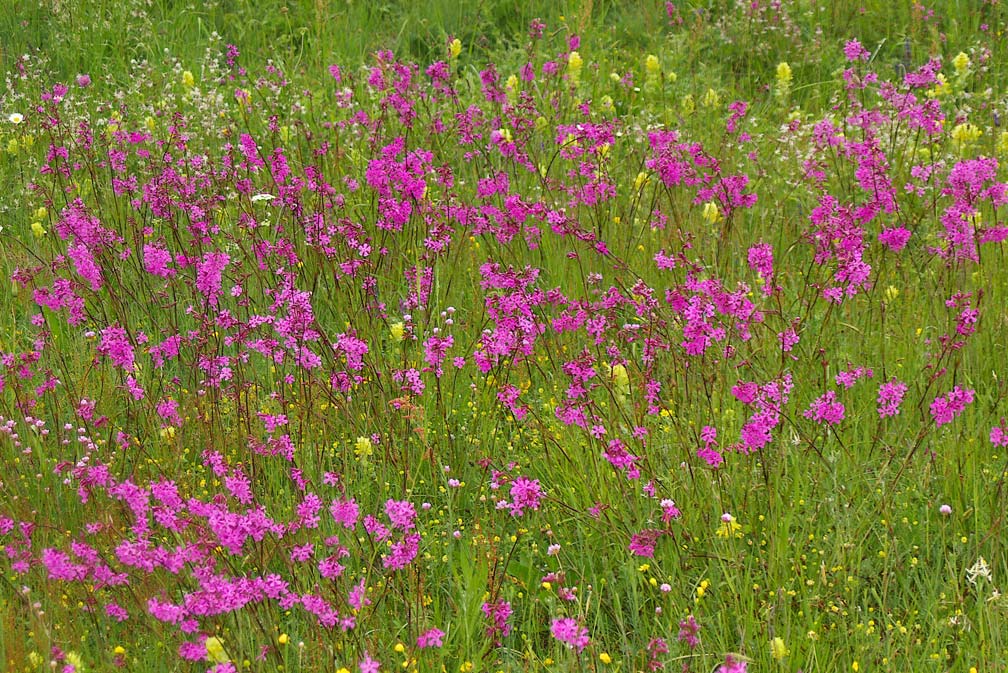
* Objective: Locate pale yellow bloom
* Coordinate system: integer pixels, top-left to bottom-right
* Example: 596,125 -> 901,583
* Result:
449,38 -> 462,59
389,321 -> 405,342
702,201 -> 722,224
182,70 -> 195,88
205,637 -> 228,664
645,54 -> 660,75
953,51 -> 970,75
770,636 -> 789,660
776,62 -> 792,99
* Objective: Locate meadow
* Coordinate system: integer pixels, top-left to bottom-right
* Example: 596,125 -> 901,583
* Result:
1,1 -> 1008,671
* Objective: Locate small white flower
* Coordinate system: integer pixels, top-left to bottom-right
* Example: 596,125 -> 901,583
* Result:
8,113 -> 24,124
967,556 -> 992,585
250,193 -> 275,203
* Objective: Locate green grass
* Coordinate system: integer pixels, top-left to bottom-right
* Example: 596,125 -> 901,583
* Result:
1,1 -> 1008,672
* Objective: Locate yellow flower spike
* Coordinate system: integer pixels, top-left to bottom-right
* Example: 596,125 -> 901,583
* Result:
770,636 -> 789,660
567,51 -> 583,84
182,70 -> 195,88
702,201 -> 722,224
448,38 -> 462,59
776,62 -> 792,99
389,322 -> 405,342
205,636 -> 229,664
66,652 -> 83,670
31,221 -> 47,238
681,93 -> 695,114
645,54 -> 660,76
953,51 -> 970,75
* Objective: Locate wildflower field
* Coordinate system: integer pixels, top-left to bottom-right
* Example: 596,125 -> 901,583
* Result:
3,1 -> 1008,671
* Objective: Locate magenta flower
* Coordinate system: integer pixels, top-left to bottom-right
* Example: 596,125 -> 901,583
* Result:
509,476 -> 543,517
803,390 -> 845,425
877,378 -> 908,418
930,386 -> 975,427
550,617 -> 589,652
416,628 -> 445,648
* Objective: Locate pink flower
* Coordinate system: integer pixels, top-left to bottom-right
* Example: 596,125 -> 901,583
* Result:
677,615 -> 700,648
385,499 -> 417,531
844,39 -> 870,62
930,386 -> 974,427
877,378 -> 908,418
416,628 -> 445,648
804,390 -> 845,425
509,477 -> 543,517
550,617 -> 589,652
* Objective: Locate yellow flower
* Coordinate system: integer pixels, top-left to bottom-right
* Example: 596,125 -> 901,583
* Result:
952,123 -> 982,153
702,88 -> 720,108
568,51 -> 583,84
568,51 -> 583,73
927,73 -> 950,98
205,637 -> 228,664
394,643 -> 405,653
770,636 -> 789,660
702,201 -> 722,225
390,321 -> 405,342
448,38 -> 462,59
113,646 -> 126,656
355,436 -> 373,458
6,138 -> 18,155
695,578 -> 710,600
634,171 -> 649,192
599,652 -> 612,664
776,62 -> 792,99
34,206 -> 47,219
884,285 -> 899,301
31,221 -> 46,238
278,633 -> 289,646
645,54 -> 661,75
998,131 -> 1008,157
337,668 -> 351,673
606,363 -> 630,395
681,93 -> 695,114
953,51 -> 970,75
182,70 -> 195,88
66,652 -> 84,671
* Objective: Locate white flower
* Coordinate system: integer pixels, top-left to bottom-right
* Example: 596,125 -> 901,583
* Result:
250,193 -> 275,203
967,556 -> 992,585
8,113 -> 24,124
